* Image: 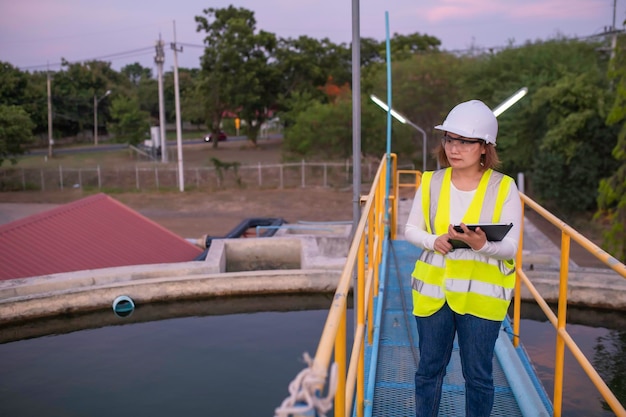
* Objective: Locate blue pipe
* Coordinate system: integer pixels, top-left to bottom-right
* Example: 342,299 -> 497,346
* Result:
363,237 -> 391,417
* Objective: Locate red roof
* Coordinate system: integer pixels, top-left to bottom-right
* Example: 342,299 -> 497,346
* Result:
0,193 -> 202,281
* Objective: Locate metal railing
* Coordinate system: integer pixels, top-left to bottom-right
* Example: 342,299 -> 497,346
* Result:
0,160 -> 384,192
276,162 -> 626,417
274,153 -> 399,417
513,193 -> 626,417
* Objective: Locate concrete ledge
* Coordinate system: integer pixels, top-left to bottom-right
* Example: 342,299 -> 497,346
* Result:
0,269 -> 342,325
522,268 -> 626,310
0,232 -> 351,325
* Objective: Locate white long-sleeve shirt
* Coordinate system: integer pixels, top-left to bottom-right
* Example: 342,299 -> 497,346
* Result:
404,178 -> 522,260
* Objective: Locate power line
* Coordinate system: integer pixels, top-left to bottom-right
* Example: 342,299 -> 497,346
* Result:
19,46 -> 155,71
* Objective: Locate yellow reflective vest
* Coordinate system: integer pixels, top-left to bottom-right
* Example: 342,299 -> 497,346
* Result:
411,168 -> 516,321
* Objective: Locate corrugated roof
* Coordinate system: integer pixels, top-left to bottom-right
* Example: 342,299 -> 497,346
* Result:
0,193 -> 203,281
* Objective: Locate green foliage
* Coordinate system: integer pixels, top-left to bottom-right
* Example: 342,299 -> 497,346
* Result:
596,34 -> 626,262
49,60 -> 125,140
210,157 -> 242,187
460,38 -> 609,176
0,104 -> 35,165
369,53 -> 466,169
274,36 -> 347,103
0,62 -> 29,105
120,63 -> 153,85
283,95 -> 402,160
108,96 -> 150,145
284,99 -> 354,159
195,6 -> 279,146
528,71 -> 618,214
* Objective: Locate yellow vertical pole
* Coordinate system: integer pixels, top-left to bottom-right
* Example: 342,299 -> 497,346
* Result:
334,306 -> 346,417
513,203 -> 525,348
368,206 -> 375,297
390,154 -> 397,240
553,232 -> 571,417
357,235 -> 366,417
374,173 -> 382,290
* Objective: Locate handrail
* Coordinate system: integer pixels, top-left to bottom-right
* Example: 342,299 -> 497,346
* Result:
516,193 -> 626,417
274,153 -> 398,417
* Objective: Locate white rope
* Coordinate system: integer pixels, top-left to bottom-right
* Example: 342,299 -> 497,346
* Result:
274,352 -> 338,417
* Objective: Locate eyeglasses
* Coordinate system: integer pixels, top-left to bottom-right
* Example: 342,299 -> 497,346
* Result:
441,134 -> 484,150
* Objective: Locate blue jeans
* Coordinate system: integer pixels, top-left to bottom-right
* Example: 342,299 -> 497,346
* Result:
414,302 -> 502,417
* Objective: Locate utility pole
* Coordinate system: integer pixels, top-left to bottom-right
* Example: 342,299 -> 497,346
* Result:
610,0 -> 618,61
171,20 -> 185,192
47,67 -> 53,159
155,36 -> 167,162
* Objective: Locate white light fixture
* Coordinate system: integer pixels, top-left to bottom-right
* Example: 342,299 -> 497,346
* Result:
370,94 -> 427,172
94,90 -> 112,146
492,87 -> 528,117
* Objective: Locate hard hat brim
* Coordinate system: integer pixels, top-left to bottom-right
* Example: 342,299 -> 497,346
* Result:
434,124 -> 497,145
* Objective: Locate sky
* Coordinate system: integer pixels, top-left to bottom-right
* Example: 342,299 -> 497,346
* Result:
1,0 -> 624,73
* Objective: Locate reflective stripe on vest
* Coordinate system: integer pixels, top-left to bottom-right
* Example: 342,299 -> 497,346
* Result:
412,168 -> 516,321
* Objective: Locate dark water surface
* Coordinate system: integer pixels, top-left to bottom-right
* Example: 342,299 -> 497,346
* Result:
0,295 -> 623,417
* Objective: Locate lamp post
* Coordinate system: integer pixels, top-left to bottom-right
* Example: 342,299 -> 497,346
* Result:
370,94 -> 427,172
493,87 -> 528,117
94,90 -> 111,146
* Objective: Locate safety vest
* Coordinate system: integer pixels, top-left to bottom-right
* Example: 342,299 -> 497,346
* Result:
411,168 -> 516,321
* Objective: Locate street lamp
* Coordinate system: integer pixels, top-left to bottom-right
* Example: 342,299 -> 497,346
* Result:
370,94 -> 427,172
94,89 -> 111,146
493,87 -> 528,117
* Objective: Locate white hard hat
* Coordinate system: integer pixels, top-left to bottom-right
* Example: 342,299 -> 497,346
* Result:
434,100 -> 498,145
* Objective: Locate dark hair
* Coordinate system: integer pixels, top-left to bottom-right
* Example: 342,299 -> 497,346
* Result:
433,141 -> 501,171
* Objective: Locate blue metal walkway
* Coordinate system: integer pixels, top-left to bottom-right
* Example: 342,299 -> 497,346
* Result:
363,240 -> 552,417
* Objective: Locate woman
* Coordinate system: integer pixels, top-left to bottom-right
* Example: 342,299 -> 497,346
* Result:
405,99 -> 522,417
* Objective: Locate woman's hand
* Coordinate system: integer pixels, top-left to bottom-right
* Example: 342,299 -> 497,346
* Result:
447,223 -> 487,251
434,234 -> 454,255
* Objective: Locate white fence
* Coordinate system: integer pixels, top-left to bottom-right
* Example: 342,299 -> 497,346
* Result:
0,160 -> 414,192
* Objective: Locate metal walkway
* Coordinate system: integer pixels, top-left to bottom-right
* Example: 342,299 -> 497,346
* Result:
363,239 -> 552,417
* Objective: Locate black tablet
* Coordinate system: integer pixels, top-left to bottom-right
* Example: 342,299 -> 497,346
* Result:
449,223 -> 513,249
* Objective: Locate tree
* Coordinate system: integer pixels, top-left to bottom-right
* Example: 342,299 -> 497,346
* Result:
195,6 -> 280,147
0,105 -> 35,165
369,52 -> 466,169
179,69 -> 206,129
528,70 -> 618,215
283,87 -> 392,160
108,96 -> 150,146
596,33 -> 626,262
0,62 -> 29,106
460,38 -> 609,177
50,59 -> 124,141
274,36 -> 344,104
0,63 -> 48,141
387,32 -> 441,61
121,63 -> 153,86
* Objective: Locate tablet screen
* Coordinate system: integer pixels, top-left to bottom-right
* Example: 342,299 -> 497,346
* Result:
449,223 -> 513,249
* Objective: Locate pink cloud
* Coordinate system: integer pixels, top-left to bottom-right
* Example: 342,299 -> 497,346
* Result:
424,0 -> 604,22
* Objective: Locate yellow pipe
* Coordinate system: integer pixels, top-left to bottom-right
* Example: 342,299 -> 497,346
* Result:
513,202 -> 526,347
334,306 -> 346,417
520,193 -> 626,278
310,158 -> 386,385
368,208 -> 375,297
344,325 -> 365,416
553,232 -> 571,417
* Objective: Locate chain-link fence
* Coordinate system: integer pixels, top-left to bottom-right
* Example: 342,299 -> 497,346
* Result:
0,160 -> 409,192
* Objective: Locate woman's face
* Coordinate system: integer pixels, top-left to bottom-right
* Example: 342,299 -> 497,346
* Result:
441,132 -> 485,170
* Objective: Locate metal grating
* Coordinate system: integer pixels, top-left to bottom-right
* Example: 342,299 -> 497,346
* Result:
365,240 -> 525,417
